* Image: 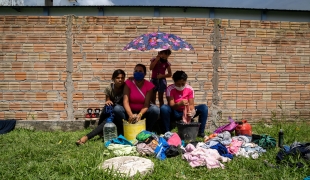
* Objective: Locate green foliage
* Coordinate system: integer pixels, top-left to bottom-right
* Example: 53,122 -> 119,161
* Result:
0,122 -> 309,180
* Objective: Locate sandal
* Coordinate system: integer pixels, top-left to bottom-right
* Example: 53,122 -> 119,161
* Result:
75,136 -> 88,146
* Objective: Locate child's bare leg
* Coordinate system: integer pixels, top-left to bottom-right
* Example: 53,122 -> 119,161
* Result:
158,92 -> 164,107
151,91 -> 157,105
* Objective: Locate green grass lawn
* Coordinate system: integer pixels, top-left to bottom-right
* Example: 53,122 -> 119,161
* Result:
0,121 -> 309,180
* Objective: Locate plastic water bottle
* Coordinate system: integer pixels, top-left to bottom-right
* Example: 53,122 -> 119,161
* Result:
103,117 -> 118,143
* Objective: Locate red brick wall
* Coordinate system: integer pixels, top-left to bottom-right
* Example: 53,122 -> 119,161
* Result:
0,16 -> 309,125
219,19 -> 310,122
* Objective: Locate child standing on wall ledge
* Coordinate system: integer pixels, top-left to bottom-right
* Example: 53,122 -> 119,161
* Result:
149,49 -> 172,107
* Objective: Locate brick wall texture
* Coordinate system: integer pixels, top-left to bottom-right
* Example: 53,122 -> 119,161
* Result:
0,15 -> 310,126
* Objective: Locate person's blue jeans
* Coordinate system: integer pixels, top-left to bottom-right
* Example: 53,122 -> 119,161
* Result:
114,104 -> 160,134
160,104 -> 208,134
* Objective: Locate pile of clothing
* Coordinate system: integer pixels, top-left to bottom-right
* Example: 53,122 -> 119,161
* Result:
104,130 -> 183,160
103,130 -> 275,170
135,131 -> 183,160
202,131 -> 267,159
181,131 -> 269,169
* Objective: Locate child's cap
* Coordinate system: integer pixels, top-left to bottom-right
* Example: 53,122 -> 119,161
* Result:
159,49 -> 172,55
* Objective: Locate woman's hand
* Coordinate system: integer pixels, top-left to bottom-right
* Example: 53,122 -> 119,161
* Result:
187,109 -> 196,118
178,99 -> 189,106
129,114 -> 138,123
136,113 -> 142,122
105,100 -> 113,106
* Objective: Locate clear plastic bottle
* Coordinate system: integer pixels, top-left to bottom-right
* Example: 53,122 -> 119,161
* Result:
103,117 -> 118,143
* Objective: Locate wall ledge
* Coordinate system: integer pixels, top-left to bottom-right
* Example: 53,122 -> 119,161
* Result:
15,120 -> 98,131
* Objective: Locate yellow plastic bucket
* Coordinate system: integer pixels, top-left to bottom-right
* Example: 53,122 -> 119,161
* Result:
123,119 -> 146,141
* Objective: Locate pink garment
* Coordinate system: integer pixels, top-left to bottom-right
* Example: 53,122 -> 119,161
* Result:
182,144 -> 230,169
125,79 -> 154,112
182,105 -> 191,123
167,133 -> 182,146
150,57 -> 171,79
166,84 -> 194,111
226,138 -> 243,155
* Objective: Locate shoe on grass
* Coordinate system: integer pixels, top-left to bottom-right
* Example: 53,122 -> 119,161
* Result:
85,113 -> 91,121
85,108 -> 93,120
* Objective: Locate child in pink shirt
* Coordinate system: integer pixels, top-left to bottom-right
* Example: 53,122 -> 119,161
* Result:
160,70 -> 208,137
149,49 -> 172,107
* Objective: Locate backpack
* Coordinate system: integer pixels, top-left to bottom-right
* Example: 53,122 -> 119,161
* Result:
276,142 -> 310,168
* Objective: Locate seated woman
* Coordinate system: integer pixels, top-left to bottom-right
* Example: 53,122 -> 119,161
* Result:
76,69 -> 126,145
160,70 -> 208,137
114,64 -> 160,131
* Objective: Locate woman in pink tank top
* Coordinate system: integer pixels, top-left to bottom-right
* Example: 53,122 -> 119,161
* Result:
113,64 -> 160,132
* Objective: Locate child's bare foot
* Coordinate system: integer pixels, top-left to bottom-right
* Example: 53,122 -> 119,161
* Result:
75,136 -> 88,146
